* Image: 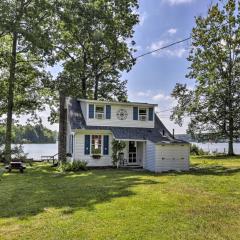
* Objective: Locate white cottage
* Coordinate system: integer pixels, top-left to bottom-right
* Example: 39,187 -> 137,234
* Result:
66,98 -> 190,172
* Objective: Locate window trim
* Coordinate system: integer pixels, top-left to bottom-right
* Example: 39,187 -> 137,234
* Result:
94,104 -> 105,120
138,108 -> 148,121
91,135 -> 103,155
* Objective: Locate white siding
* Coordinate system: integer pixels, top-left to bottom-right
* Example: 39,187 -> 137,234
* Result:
74,131 -> 113,167
137,142 -> 144,166
144,141 -> 156,171
155,144 -> 190,172
86,103 -> 154,128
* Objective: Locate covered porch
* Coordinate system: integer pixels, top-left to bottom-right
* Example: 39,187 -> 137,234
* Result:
117,140 -> 146,167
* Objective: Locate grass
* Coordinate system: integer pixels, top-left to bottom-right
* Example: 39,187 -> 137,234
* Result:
0,156 -> 240,240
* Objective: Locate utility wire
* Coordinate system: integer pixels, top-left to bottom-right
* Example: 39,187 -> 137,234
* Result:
135,37 -> 191,59
134,22 -> 230,60
156,108 -> 173,113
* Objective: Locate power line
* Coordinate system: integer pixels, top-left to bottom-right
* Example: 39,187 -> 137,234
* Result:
156,108 -> 173,113
135,36 -> 191,59
134,22 -> 230,60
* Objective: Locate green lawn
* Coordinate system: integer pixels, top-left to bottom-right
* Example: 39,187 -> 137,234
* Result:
0,156 -> 240,240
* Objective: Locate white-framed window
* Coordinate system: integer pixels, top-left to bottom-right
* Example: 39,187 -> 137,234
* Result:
91,135 -> 102,155
95,105 -> 105,119
139,108 -> 147,121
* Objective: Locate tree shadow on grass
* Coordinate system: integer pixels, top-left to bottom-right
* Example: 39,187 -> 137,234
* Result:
0,165 -> 159,218
155,164 -> 240,177
188,164 -> 240,176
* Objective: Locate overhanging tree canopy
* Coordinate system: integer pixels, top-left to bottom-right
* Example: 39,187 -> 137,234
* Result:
0,0 -> 55,162
52,0 -> 139,162
171,0 -> 240,155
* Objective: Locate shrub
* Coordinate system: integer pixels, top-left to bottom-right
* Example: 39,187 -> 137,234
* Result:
61,160 -> 88,172
112,140 -> 126,167
190,144 -> 206,155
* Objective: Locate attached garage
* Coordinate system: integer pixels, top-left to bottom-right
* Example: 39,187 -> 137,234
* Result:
145,141 -> 190,172
155,144 -> 190,172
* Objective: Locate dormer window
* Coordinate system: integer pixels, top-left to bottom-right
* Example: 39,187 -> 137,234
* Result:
139,108 -> 147,121
95,105 -> 105,119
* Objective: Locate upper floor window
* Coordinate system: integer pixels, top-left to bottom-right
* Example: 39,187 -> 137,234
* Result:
91,135 -> 102,154
95,105 -> 105,119
139,108 -> 147,121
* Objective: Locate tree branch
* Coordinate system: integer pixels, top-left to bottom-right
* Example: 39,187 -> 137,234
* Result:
16,59 -> 43,64
55,46 -> 76,62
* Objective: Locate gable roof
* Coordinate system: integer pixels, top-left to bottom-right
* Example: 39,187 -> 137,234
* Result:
68,99 -> 188,144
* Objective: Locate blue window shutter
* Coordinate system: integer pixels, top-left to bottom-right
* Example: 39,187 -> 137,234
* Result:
84,135 -> 90,155
103,135 -> 109,155
133,107 -> 138,120
89,104 -> 94,119
106,105 -> 111,119
149,108 -> 153,121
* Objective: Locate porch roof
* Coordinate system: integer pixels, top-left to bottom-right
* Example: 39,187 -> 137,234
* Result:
68,99 -> 188,144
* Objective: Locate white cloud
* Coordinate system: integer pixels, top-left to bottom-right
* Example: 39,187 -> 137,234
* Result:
148,40 -> 187,58
135,90 -> 173,103
163,0 -> 194,5
152,93 -> 172,101
167,28 -> 177,35
139,11 -> 148,26
136,91 -> 151,97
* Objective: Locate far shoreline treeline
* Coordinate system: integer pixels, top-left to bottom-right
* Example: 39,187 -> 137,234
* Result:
0,124 -> 57,144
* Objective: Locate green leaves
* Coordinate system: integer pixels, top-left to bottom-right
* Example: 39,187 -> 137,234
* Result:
53,0 -> 139,100
171,0 -> 240,153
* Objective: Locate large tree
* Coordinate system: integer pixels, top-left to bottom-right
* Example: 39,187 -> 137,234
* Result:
0,0 -> 54,162
52,0 -> 139,162
171,0 -> 240,155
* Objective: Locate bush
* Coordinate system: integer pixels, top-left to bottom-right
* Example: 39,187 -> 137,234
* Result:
61,161 -> 88,172
112,140 -> 126,167
190,144 -> 206,155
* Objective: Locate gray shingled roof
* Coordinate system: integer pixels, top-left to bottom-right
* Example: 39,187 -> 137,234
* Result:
68,99 -> 188,144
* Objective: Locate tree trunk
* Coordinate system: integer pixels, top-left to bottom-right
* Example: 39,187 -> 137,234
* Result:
82,52 -> 87,99
58,92 -> 67,164
5,32 -> 17,163
228,116 -> 234,156
228,140 -> 234,156
82,77 -> 87,99
94,75 -> 99,100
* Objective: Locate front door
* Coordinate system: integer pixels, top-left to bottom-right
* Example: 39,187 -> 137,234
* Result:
128,141 -> 137,165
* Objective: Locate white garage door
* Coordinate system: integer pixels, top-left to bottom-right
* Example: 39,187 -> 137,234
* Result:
155,144 -> 189,172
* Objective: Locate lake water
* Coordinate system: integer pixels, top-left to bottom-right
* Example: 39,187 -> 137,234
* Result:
192,142 -> 240,154
18,142 -> 240,159
19,143 -> 58,160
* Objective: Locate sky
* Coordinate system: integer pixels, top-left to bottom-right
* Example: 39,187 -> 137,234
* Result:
125,0 -> 216,134
21,0 -> 217,133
